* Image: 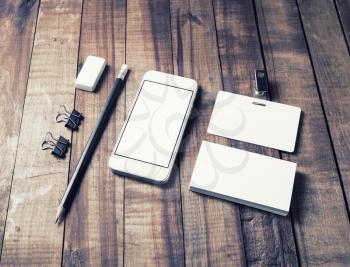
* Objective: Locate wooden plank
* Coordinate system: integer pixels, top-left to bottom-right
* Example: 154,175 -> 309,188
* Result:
0,0 -> 82,265
0,0 -> 39,253
213,0 -> 299,266
170,0 -> 247,265
124,0 -> 184,265
334,0 -> 350,49
297,0 -> 350,213
255,0 -> 350,265
62,0 -> 126,266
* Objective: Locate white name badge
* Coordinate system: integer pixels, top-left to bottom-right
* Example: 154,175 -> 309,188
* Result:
208,91 -> 301,152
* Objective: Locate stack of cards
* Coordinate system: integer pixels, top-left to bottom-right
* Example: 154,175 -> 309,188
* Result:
189,91 -> 301,215
189,141 -> 297,215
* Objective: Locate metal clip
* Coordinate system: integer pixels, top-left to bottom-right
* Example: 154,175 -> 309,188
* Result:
41,132 -> 70,158
254,70 -> 269,99
56,105 -> 83,131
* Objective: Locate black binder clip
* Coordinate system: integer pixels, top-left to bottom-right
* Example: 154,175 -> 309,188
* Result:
41,132 -> 70,158
254,70 -> 269,99
55,105 -> 83,131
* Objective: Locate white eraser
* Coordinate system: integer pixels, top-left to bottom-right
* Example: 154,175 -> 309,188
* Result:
75,56 -> 106,91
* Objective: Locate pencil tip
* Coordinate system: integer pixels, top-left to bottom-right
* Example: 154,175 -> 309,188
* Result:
55,206 -> 65,225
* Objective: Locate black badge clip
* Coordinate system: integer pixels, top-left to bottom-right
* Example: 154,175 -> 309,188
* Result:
254,70 -> 269,99
56,105 -> 83,131
42,132 -> 70,158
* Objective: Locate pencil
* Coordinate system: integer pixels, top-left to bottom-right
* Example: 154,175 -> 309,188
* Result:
55,64 -> 129,224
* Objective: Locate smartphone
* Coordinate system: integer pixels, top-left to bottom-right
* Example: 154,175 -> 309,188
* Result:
109,71 -> 197,184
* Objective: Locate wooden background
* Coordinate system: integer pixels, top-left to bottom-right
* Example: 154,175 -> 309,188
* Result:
0,0 -> 350,266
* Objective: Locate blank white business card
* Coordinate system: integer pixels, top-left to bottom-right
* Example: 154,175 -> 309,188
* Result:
207,91 -> 301,152
189,141 -> 297,215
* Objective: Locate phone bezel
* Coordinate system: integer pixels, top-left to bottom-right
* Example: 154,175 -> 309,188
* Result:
109,70 -> 197,184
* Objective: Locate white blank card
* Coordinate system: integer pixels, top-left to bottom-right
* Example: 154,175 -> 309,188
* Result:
208,91 -> 301,152
189,141 -> 297,215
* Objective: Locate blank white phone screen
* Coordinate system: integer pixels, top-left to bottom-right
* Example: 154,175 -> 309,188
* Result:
115,80 -> 193,167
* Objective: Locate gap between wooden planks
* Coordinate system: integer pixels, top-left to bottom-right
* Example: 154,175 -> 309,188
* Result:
213,0 -> 299,265
0,0 -> 348,266
0,0 -> 82,265
297,0 -> 350,214
63,0 -> 126,265
0,0 -> 39,255
123,0 -> 185,266
255,0 -> 350,265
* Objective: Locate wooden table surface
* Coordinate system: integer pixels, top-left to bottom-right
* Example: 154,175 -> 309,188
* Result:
1,0 -> 350,266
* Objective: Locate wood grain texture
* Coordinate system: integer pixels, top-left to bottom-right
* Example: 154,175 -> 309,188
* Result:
0,0 -> 39,253
1,0 -> 350,265
297,0 -> 350,212
0,0 -> 82,265
213,0 -> 299,266
255,0 -> 350,265
124,0 -> 184,265
334,0 -> 350,50
62,0 -> 126,266
170,0 -> 247,265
